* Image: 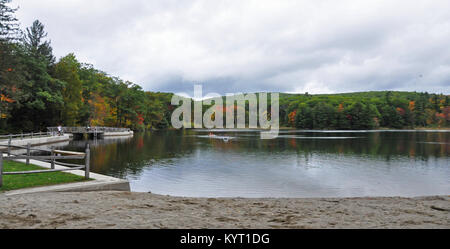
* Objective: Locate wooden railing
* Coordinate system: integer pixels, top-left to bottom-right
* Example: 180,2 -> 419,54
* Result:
47,127 -> 131,134
0,143 -> 91,188
0,132 -> 53,142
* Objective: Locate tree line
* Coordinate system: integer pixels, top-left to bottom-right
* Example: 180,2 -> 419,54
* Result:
190,91 -> 449,130
1,0 -> 448,133
279,91 -> 449,129
0,0 -> 173,133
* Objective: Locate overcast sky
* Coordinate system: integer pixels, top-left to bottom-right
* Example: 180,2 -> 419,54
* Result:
15,0 -> 450,95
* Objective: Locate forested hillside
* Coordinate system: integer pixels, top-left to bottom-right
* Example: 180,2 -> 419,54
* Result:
1,0 -> 448,133
279,91 -> 449,129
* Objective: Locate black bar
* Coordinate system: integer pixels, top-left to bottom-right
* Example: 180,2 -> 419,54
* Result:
0,230 -> 444,248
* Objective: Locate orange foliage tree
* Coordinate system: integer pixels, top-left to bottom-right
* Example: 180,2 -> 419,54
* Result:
88,94 -> 111,126
288,110 -> 297,127
408,101 -> 415,112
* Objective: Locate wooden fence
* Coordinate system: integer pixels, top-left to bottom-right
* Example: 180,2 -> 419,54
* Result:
0,143 -> 90,188
47,127 -> 131,134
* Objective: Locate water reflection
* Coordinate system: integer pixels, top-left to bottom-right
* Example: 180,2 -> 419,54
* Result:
54,130 -> 449,198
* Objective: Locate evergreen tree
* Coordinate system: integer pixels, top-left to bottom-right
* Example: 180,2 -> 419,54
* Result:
312,102 -> 336,129
23,20 -> 55,66
347,102 -> 376,129
295,103 -> 313,129
9,20 -> 63,131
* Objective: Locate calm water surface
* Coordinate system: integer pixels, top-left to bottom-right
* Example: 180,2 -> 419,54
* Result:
55,130 -> 449,198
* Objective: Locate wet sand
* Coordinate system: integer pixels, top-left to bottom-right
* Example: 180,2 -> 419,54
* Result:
0,192 -> 448,229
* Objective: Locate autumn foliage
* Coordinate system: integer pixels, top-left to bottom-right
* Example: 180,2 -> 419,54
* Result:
0,94 -> 15,103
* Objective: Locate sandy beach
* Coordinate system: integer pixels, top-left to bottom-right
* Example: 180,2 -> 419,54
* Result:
0,191 -> 448,229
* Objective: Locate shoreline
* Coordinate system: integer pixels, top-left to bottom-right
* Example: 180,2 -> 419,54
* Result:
0,191 -> 448,229
158,127 -> 450,131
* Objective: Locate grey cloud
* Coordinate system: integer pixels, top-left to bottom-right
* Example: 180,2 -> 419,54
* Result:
15,0 -> 450,94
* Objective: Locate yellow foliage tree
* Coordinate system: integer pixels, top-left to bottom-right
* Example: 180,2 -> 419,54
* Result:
88,94 -> 112,126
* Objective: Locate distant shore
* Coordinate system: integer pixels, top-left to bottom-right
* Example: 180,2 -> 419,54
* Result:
0,192 -> 448,229
159,127 -> 450,131
410,127 -> 450,130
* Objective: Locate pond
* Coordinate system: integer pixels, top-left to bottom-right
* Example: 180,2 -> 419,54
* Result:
55,130 -> 449,198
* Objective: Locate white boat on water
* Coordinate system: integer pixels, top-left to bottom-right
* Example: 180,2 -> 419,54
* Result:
208,133 -> 232,142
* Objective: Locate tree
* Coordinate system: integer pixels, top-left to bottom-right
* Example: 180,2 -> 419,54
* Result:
441,106 -> 450,127
88,93 -> 112,126
312,102 -> 336,129
0,1 -> 23,132
288,110 -> 296,127
144,92 -> 173,129
121,83 -> 146,129
9,20 -> 63,131
295,103 -> 313,129
53,54 -> 83,126
335,103 -> 351,129
347,102 -> 377,129
0,42 -> 24,130
23,20 -> 55,66
414,94 -> 428,127
77,64 -> 107,125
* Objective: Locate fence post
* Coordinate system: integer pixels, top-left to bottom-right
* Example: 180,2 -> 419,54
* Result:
7,135 -> 11,156
0,153 -> 3,188
85,144 -> 90,179
31,132 -> 33,139
51,149 -> 55,169
21,133 -> 23,140
26,143 -> 31,165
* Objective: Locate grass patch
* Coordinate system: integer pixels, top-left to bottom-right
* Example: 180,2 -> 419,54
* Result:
0,160 -> 89,192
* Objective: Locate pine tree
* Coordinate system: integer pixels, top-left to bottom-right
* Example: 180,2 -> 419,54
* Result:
23,20 -> 55,66
9,20 -> 63,131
